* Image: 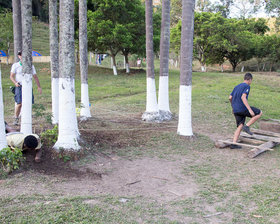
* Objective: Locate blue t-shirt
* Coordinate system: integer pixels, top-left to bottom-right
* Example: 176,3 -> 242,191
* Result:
230,83 -> 250,113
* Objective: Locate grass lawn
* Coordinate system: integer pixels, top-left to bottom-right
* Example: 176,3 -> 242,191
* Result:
0,62 -> 280,223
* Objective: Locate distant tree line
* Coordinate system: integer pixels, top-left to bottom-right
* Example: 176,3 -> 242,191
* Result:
171,12 -> 280,72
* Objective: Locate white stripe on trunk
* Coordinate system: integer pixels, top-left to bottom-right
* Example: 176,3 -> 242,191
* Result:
126,63 -> 130,73
177,85 -> 193,136
54,78 -> 80,151
113,65 -> 117,75
0,68 -> 7,150
51,78 -> 59,124
158,76 -> 170,112
80,83 -> 91,118
146,77 -> 158,112
20,73 -> 33,134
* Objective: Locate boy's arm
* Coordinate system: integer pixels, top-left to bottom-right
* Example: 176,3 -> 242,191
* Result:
241,93 -> 255,117
229,95 -> 232,104
229,95 -> 233,113
33,74 -> 42,94
10,72 -> 21,87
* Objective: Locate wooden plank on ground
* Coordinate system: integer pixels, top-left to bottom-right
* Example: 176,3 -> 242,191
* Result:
239,137 -> 265,145
218,140 -> 256,148
241,132 -> 280,143
248,141 -> 279,158
250,128 -> 280,138
215,139 -> 231,148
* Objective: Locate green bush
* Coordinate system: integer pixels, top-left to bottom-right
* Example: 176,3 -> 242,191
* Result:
41,125 -> 58,146
0,147 -> 24,174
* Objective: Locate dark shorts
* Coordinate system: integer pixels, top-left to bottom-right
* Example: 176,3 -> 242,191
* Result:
234,106 -> 261,127
14,86 -> 34,104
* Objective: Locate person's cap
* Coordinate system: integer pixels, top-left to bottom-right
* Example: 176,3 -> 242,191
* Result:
17,51 -> 22,56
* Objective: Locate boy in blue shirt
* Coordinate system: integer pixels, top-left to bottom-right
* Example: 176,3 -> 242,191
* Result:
229,73 -> 262,149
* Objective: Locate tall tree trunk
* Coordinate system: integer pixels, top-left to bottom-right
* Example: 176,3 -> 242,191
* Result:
49,0 -> 59,124
124,53 -> 130,73
6,42 -> 10,65
158,0 -> 172,120
54,0 -> 80,151
111,54 -> 118,75
142,0 -> 159,122
79,0 -> 91,119
20,0 -> 33,134
12,0 -> 22,63
177,0 -> 195,136
0,66 -> 8,150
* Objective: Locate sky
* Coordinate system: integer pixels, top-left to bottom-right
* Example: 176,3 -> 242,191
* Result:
210,0 -> 270,18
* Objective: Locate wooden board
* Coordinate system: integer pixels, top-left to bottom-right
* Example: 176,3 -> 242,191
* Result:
215,139 -> 231,148
248,141 -> 279,158
216,140 -> 256,149
216,128 -> 280,158
240,132 -> 280,143
250,128 -> 280,138
239,137 -> 265,145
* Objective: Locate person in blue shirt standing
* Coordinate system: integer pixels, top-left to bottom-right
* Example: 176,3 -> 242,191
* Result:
229,73 -> 262,149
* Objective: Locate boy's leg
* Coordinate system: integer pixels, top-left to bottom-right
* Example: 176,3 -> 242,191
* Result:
233,123 -> 243,143
246,111 -> 262,127
15,103 -> 22,118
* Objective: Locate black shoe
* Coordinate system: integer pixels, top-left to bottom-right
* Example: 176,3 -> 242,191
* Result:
242,125 -> 253,135
230,144 -> 242,149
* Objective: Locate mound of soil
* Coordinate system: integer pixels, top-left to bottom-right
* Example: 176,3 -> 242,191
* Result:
13,146 -> 102,180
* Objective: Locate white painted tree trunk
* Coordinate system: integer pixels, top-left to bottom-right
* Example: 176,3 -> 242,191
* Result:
177,0 -> 195,136
126,63 -> 130,73
79,0 -> 91,120
20,74 -> 33,134
124,56 -> 126,69
20,0 -> 33,134
241,66 -> 244,72
158,0 -> 172,121
49,0 -> 59,125
142,0 -> 160,122
0,67 -> 7,150
142,77 -> 160,121
201,65 -> 206,72
158,76 -> 171,112
146,77 -> 158,112
80,83 -> 91,118
113,65 -> 118,75
51,78 -> 59,124
54,78 -> 80,150
54,0 -> 80,151
221,64 -> 224,72
177,85 -> 193,136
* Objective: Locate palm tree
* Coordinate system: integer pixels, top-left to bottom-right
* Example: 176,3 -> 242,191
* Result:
158,0 -> 172,120
12,0 -> 22,63
142,0 -> 160,122
0,66 -> 8,150
54,0 -> 80,151
20,0 -> 33,134
79,0 -> 91,119
49,0 -> 59,124
177,0 -> 195,136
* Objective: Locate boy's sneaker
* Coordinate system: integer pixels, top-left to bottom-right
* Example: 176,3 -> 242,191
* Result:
242,125 -> 253,135
13,117 -> 19,126
230,144 -> 242,149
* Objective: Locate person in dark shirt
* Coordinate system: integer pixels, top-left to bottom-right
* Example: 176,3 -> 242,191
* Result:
229,73 -> 262,149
